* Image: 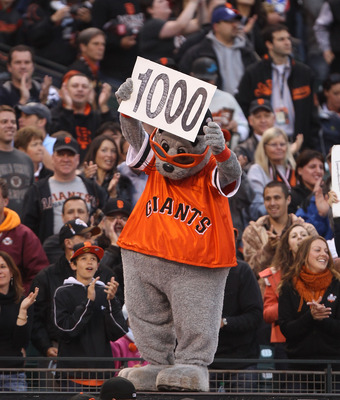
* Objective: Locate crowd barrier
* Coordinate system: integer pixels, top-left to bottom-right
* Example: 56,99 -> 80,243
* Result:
1,356 -> 340,399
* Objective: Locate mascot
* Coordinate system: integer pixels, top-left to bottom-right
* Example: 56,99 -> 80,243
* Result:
115,78 -> 242,392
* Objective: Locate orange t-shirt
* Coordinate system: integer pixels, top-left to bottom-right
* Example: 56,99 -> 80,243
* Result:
118,155 -> 237,268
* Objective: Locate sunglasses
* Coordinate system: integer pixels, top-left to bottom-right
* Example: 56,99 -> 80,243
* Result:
149,128 -> 209,169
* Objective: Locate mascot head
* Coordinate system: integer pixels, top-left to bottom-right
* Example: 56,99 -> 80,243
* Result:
150,110 -> 213,180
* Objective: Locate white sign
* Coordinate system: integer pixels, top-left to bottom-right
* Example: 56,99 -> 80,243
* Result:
331,145 -> 340,217
118,57 -> 217,142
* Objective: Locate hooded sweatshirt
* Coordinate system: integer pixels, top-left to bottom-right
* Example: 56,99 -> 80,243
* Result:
0,208 -> 48,294
53,276 -> 128,376
208,31 -> 246,94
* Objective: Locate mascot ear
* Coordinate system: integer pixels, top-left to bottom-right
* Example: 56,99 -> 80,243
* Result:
197,109 -> 213,136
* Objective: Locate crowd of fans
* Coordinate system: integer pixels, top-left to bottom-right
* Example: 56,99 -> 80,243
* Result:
1,0 -> 340,394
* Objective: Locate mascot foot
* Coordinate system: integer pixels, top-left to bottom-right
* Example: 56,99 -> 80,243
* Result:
118,367 -> 135,379
123,364 -> 170,391
156,364 -> 209,392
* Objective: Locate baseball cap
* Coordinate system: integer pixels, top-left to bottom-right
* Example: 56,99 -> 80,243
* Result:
191,57 -> 218,81
102,198 -> 132,218
156,57 -> 178,70
211,4 -> 242,24
99,377 -> 136,400
53,136 -> 80,154
17,102 -> 52,124
59,218 -> 101,245
70,241 -> 104,262
249,98 -> 273,114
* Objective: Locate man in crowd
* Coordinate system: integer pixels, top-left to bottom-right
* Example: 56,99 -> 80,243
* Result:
22,136 -> 106,243
0,178 -> 48,294
236,24 -> 320,148
0,105 -> 34,217
67,27 -> 106,92
242,181 -> 317,277
42,195 -> 91,264
50,73 -> 114,161
0,45 -> 56,107
234,98 -> 275,171
179,4 -> 258,94
92,0 -> 144,91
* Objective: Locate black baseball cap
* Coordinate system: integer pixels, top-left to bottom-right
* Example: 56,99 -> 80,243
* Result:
102,198 -> 132,218
191,57 -> 218,81
53,136 -> 80,154
249,98 -> 273,114
17,102 -> 52,124
59,218 -> 101,245
99,377 -> 136,400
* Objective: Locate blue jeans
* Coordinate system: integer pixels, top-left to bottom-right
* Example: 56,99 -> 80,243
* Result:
0,372 -> 27,391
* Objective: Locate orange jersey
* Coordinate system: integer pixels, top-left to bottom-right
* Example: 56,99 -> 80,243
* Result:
118,144 -> 238,268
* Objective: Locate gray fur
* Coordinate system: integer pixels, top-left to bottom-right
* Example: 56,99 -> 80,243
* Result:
203,121 -> 225,154
203,121 -> 242,188
119,365 -> 170,391
153,130 -> 211,180
115,77 -> 133,103
116,79 -> 145,151
217,150 -> 242,188
122,249 -> 229,366
156,365 -> 209,392
116,77 -> 239,392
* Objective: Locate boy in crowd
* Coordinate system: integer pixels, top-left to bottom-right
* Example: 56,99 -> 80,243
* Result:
53,241 -> 127,391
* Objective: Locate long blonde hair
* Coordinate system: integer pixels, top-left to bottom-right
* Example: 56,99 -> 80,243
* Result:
254,127 -> 296,176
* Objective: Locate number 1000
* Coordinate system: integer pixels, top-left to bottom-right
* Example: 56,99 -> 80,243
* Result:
133,69 -> 208,132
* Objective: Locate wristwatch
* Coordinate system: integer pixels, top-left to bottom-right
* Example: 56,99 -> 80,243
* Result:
222,317 -> 228,326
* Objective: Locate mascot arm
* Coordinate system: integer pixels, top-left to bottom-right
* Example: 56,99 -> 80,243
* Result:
203,121 -> 242,189
115,78 -> 145,152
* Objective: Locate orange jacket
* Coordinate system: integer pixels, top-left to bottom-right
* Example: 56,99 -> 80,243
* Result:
259,267 -> 286,343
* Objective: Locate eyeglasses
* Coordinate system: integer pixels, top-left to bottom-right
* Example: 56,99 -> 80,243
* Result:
265,142 -> 287,148
149,128 -> 209,169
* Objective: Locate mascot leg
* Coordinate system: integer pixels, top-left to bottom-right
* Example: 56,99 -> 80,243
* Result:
122,249 -> 230,392
120,250 -> 176,391
156,264 -> 229,391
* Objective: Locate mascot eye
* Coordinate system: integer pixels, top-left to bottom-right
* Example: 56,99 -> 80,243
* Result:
161,143 -> 170,153
177,148 -> 187,154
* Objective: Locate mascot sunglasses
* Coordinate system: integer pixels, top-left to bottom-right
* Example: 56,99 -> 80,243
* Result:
150,128 -> 209,169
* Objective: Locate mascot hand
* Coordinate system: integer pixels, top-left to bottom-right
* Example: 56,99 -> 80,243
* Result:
115,78 -> 133,104
203,121 -> 226,155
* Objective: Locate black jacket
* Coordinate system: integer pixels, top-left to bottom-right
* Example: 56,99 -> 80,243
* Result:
31,255 -> 114,356
236,55 -> 320,148
50,102 -> 115,162
279,279 -> 340,361
288,183 -> 312,215
22,174 -> 107,243
53,277 -> 128,375
98,243 -> 124,305
0,288 -> 33,368
210,260 -> 263,369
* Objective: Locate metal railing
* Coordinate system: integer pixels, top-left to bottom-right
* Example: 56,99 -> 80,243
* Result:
1,357 -> 340,395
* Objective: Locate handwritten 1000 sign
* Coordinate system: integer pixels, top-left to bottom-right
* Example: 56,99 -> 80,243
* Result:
133,69 -> 208,132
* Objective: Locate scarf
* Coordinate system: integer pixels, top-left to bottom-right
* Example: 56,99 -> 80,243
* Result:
294,265 -> 333,311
